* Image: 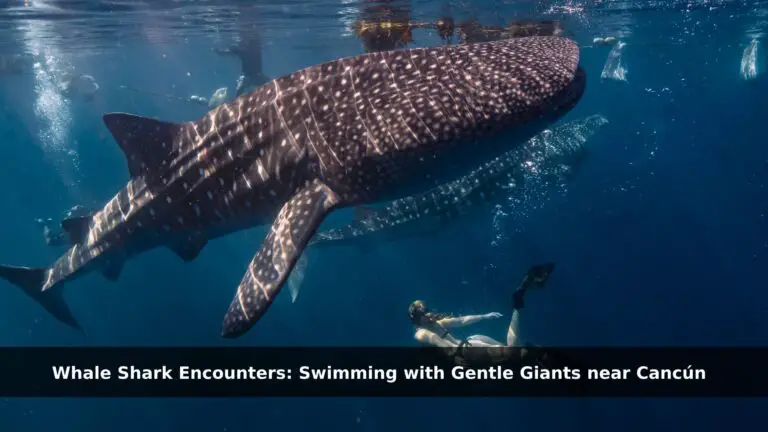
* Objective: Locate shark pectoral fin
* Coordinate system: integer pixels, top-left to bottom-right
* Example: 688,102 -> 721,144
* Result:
169,233 -> 208,262
60,215 -> 91,244
102,113 -> 183,179
287,252 -> 310,304
0,265 -> 84,333
101,261 -> 123,282
221,180 -> 340,338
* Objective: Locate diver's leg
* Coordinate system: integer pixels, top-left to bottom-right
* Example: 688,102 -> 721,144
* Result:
506,263 -> 555,346
508,281 -> 532,346
505,308 -> 522,346
506,285 -> 527,346
467,335 -> 504,346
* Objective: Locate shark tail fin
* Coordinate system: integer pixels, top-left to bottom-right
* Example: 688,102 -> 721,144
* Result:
0,265 -> 46,295
0,265 -> 84,333
287,252 -> 311,304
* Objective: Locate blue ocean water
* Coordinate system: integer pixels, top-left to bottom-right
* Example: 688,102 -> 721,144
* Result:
1,0 -> 767,429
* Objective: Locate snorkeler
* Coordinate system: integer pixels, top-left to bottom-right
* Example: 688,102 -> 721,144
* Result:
503,19 -> 565,38
214,28 -> 269,97
432,16 -> 455,44
118,84 -> 225,108
35,205 -> 92,247
592,36 -> 618,46
410,263 -> 556,352
352,0 -> 419,53
457,19 -> 565,44
187,87 -> 229,107
35,218 -> 67,247
59,73 -> 100,101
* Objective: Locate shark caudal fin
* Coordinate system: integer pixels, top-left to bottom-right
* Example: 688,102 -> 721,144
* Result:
0,265 -> 84,333
287,252 -> 310,304
221,180 -> 340,338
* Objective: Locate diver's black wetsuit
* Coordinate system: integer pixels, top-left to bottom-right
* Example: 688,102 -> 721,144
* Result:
215,32 -> 269,97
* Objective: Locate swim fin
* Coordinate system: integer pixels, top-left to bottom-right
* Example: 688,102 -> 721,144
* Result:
521,262 -> 556,290
513,262 -> 556,308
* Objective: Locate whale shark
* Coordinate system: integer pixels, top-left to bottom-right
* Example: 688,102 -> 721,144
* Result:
285,115 -> 607,301
37,116 -> 607,306
310,114 -> 607,250
0,36 -> 584,338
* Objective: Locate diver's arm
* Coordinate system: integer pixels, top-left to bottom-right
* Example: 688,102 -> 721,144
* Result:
415,328 -> 456,348
437,312 -> 502,328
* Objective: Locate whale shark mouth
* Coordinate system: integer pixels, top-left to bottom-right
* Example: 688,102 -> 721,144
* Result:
549,66 -> 587,119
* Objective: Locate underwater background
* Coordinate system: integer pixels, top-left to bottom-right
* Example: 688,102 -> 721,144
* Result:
1,0 -> 768,430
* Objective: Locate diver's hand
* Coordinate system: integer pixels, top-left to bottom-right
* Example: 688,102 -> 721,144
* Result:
483,312 -> 503,319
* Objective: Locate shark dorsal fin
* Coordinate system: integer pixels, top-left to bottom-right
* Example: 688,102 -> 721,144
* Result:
102,113 -> 182,179
60,215 -> 91,244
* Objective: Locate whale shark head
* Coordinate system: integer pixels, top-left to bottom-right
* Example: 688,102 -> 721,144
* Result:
485,36 -> 586,128
350,36 -> 587,198
387,36 -> 586,152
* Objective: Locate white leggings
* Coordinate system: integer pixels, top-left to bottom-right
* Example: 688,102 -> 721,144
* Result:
466,308 -> 521,347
